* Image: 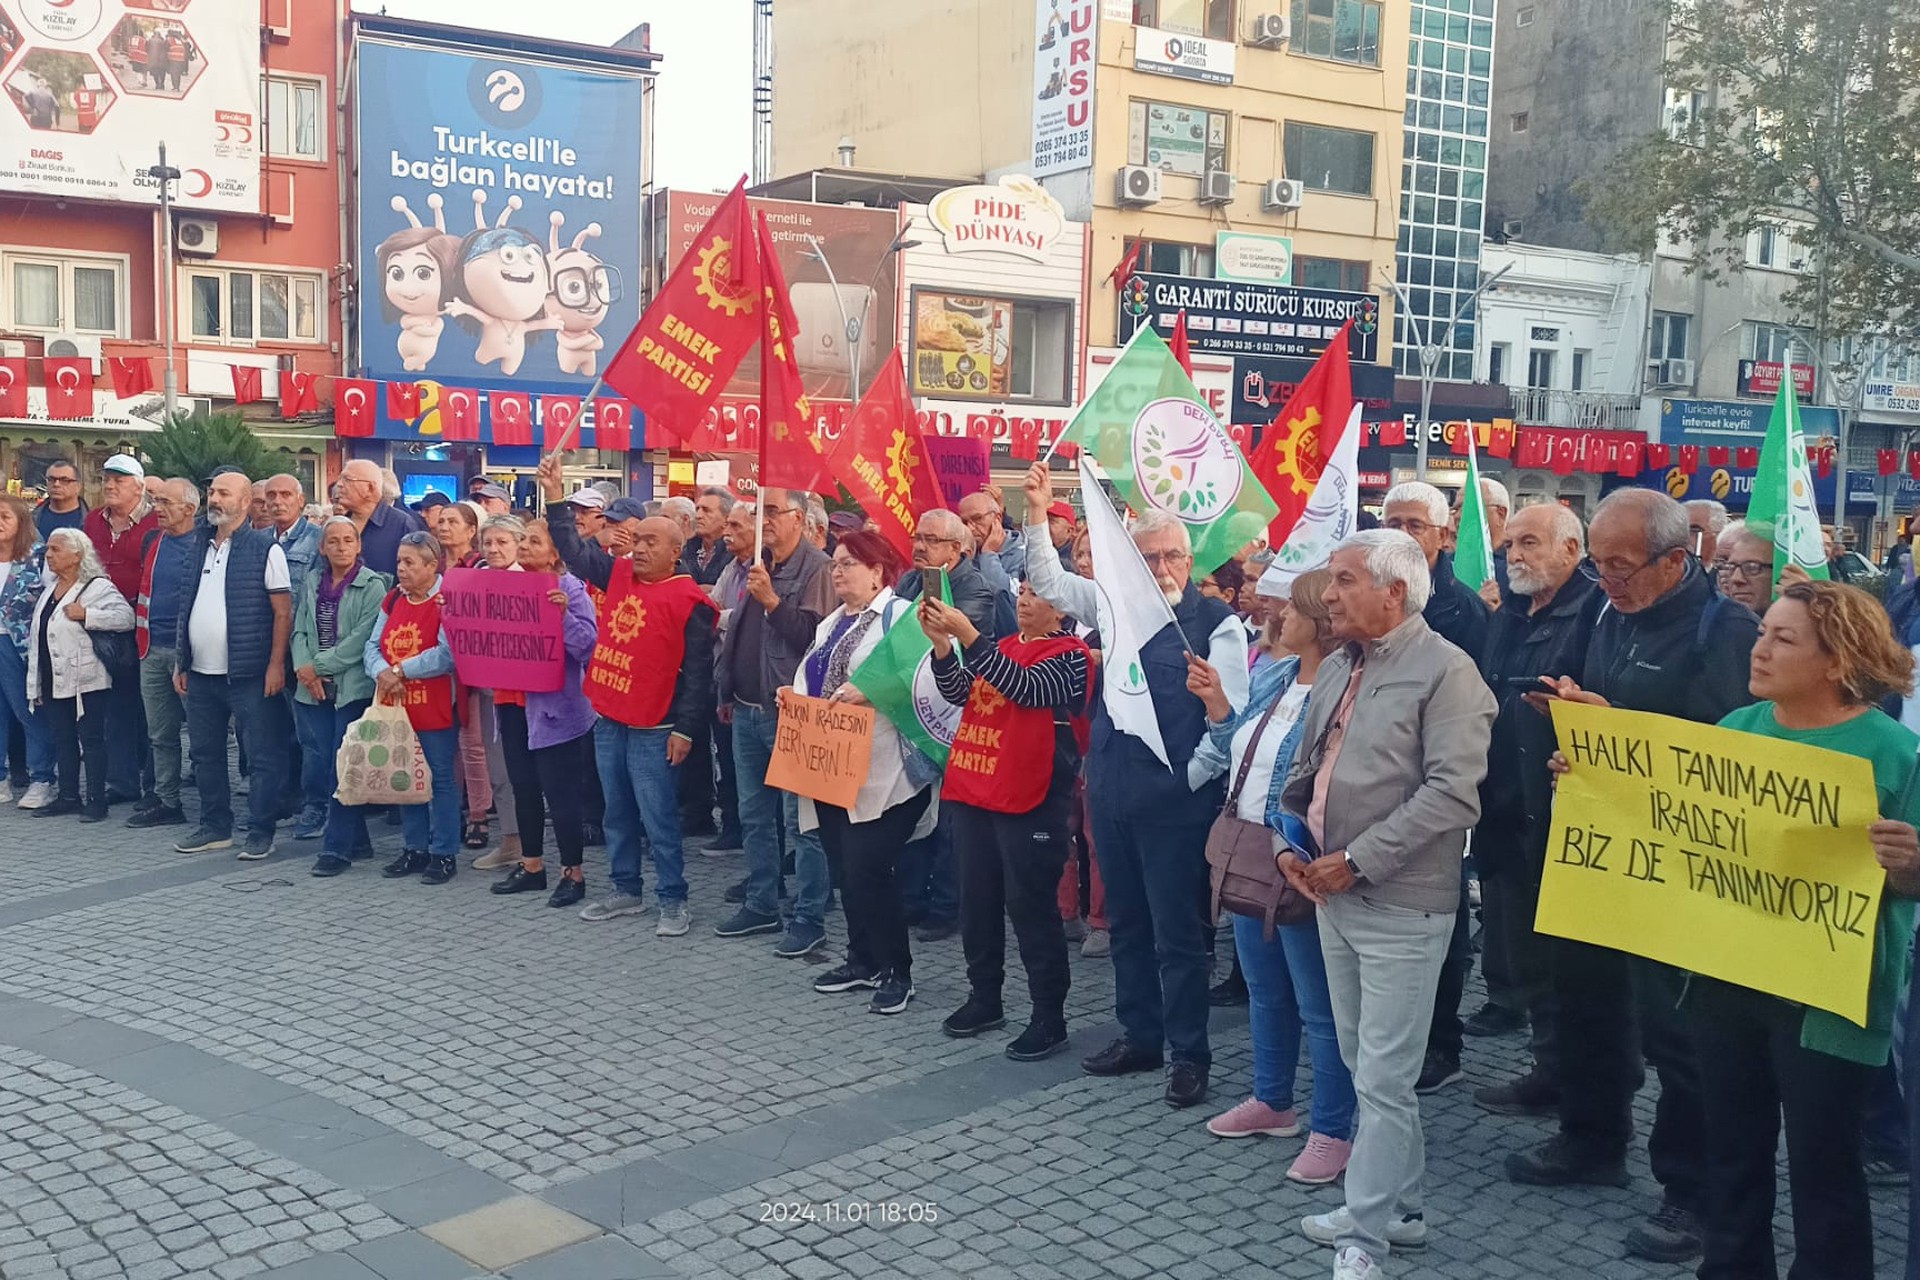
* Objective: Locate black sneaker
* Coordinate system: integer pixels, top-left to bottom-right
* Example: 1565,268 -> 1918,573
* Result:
174,826 -> 233,852
912,919 -> 957,943
1505,1134 -> 1631,1188
868,969 -> 914,1015
1081,1037 -> 1163,1077
1165,1061 -> 1209,1108
1625,1200 -> 1703,1264
705,827 -> 744,853
382,849 -> 428,879
419,856 -> 457,886
490,865 -> 548,895
713,907 -> 782,938
1208,969 -> 1250,1007
126,804 -> 188,829
1006,1020 -> 1069,1062
1474,1070 -> 1561,1117
1414,1049 -> 1462,1094
31,797 -> 82,818
724,877 -> 748,904
310,855 -> 352,878
941,995 -> 1006,1038
237,833 -> 275,862
813,962 -> 880,993
547,878 -> 586,909
1463,1002 -> 1528,1037
78,806 -> 108,824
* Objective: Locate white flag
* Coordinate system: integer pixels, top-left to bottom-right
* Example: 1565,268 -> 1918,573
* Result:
1257,404 -> 1363,598
1082,455 -> 1177,769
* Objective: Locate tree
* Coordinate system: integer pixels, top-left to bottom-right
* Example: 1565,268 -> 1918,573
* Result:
140,410 -> 287,484
1586,0 -> 1920,337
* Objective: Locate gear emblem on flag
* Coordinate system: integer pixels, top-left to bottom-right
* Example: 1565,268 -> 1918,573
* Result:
1270,406 -> 1325,499
608,596 -> 646,644
693,237 -> 753,317
886,429 -> 922,502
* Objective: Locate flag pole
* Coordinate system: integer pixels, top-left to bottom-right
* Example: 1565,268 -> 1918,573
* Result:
1083,463 -> 1197,654
540,374 -> 608,462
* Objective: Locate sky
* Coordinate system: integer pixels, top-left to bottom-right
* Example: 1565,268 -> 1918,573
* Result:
349,1 -> 753,193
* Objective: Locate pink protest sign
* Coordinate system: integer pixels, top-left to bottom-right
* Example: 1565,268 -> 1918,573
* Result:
440,568 -> 566,693
924,436 -> 992,511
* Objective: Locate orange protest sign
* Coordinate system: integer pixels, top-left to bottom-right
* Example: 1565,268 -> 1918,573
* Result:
766,689 -> 875,810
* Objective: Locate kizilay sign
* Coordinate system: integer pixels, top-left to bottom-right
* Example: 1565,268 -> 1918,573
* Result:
1118,272 -> 1379,362
1540,701 -> 1884,1025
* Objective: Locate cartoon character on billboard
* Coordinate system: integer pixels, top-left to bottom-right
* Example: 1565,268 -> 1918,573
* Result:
376,194 -> 461,372
445,190 -> 555,377
544,211 -> 622,377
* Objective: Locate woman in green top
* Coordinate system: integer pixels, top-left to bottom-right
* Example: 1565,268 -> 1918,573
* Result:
1699,580 -> 1920,1280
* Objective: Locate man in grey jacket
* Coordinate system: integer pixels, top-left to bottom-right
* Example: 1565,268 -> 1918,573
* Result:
1279,529 -> 1495,1280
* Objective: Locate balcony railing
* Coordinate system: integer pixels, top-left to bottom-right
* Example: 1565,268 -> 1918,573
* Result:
1509,387 -> 1643,431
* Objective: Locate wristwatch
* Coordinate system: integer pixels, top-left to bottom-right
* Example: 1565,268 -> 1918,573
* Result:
1342,852 -> 1364,882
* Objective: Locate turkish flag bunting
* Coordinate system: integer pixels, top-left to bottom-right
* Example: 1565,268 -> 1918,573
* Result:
1647,443 -> 1673,468
231,365 -> 262,405
440,387 -> 480,441
823,353 -> 945,563
1055,436 -> 1079,461
1487,424 -> 1514,459
333,378 -> 378,437
756,210 -> 833,493
387,382 -> 422,421
1450,424 -> 1473,456
1377,419 -> 1407,448
1736,446 -> 1758,469
44,357 -> 93,419
593,399 -> 632,453
1009,418 -> 1042,461
280,371 -> 319,419
1107,240 -> 1143,287
1813,447 -> 1833,479
541,396 -> 583,452
602,176 -> 760,443
1617,440 -> 1643,478
1551,448 -> 1576,477
1246,320 -> 1356,547
1514,434 -> 1542,468
1879,449 -> 1899,477
1707,446 -> 1730,467
1909,451 -> 1920,480
1678,446 -> 1700,475
0,357 -> 26,417
491,392 -> 533,445
108,357 -> 154,398
1169,310 -> 1195,379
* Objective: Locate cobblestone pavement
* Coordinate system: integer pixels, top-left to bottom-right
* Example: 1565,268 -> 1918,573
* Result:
0,794 -> 1907,1279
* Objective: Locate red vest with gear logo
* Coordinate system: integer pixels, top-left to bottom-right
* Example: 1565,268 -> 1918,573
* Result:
586,568 -> 712,727
380,590 -> 456,731
940,633 -> 1090,815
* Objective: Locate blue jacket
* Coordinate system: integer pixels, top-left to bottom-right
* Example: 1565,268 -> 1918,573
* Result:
0,548 -> 46,657
276,516 -> 322,604
1194,656 -> 1313,835
176,524 -> 286,680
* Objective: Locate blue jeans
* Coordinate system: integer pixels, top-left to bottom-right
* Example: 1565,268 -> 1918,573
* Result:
732,702 -> 827,927
1092,812 -> 1213,1066
294,698 -> 373,857
594,719 -> 687,905
399,724 -> 460,856
186,671 -> 289,840
1234,913 -> 1357,1141
0,641 -> 54,784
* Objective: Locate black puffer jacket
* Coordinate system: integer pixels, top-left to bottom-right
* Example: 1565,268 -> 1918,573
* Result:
1425,550 -> 1490,662
1582,562 -> 1759,725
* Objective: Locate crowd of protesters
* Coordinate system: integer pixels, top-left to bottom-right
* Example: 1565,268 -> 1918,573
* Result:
2,450 -> 1917,1280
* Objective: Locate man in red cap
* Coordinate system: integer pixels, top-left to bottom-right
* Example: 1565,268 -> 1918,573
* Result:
1045,499 -> 1078,572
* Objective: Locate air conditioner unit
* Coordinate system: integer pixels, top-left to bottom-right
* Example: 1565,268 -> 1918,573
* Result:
1116,165 -> 1162,207
1249,13 -> 1290,47
1199,169 -> 1237,205
43,333 -> 103,373
175,217 -> 219,257
0,340 -> 24,359
1649,357 -> 1694,387
1501,218 -> 1525,239
1261,177 -> 1304,211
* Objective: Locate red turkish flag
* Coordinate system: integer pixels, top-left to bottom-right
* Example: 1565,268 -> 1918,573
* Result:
491,392 -> 532,445
333,378 -> 378,437
756,210 -> 832,493
1879,449 -> 1899,477
1377,419 -> 1407,448
44,357 -> 93,419
593,399 -> 632,453
280,371 -> 319,419
108,357 -> 154,398
1813,446 -> 1833,479
1450,424 -> 1473,456
1106,240 -> 1143,288
602,176 -> 760,442
387,382 -> 422,421
1736,446 -> 1759,469
1647,443 -> 1672,468
1678,445 -> 1700,475
1009,417 -> 1042,461
440,387 -> 480,441
1705,446 -> 1729,467
541,396 -> 583,451
231,365 -> 262,405
1487,424 -> 1514,459
823,353 -> 944,562
1245,320 -> 1356,546
1169,310 -> 1195,378
0,357 -> 26,417
1908,451 -> 1920,481
1617,440 -> 1643,478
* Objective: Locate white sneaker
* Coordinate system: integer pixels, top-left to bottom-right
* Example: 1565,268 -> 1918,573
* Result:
16,782 -> 55,810
1300,1207 -> 1428,1250
579,891 -> 649,922
1333,1246 -> 1380,1280
656,901 -> 690,937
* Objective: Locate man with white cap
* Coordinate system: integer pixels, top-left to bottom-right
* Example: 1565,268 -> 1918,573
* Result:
85,452 -> 159,808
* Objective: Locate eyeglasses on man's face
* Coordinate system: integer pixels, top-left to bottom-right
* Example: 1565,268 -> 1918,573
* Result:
1715,558 -> 1770,580
1140,549 -> 1191,568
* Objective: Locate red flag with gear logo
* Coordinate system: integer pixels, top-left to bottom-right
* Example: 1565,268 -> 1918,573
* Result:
824,353 -> 943,562
756,210 -> 832,493
44,357 -> 93,419
602,176 -> 760,445
0,357 -> 25,417
1244,321 -> 1355,546
333,378 -> 378,437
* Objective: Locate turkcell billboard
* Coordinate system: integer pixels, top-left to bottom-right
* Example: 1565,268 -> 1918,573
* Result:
0,0 -> 260,211
354,36 -> 646,444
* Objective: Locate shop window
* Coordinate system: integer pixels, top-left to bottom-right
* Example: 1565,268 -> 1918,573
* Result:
185,267 -> 323,344
1283,122 -> 1375,196
908,290 -> 1074,405
1294,255 -> 1371,292
1134,0 -> 1235,38
1128,101 -> 1230,177
1130,239 -> 1217,278
3,252 -> 126,335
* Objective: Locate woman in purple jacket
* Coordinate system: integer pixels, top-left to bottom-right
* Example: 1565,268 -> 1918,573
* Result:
487,518 -> 600,908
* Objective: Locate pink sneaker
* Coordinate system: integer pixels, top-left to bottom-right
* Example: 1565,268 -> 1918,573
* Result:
1287,1132 -> 1353,1184
1205,1098 -> 1301,1138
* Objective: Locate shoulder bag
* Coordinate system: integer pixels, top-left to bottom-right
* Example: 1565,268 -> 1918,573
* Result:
1204,692 -> 1313,939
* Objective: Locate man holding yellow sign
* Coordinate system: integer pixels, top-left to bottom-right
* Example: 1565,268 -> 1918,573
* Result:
1543,578 -> 1920,1280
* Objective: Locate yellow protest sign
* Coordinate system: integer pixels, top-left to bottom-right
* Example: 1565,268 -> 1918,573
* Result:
1540,700 -> 1885,1026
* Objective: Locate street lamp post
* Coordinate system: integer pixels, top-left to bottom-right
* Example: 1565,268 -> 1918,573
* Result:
801,225 -> 920,395
1378,262 -> 1511,481
147,143 -> 182,421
